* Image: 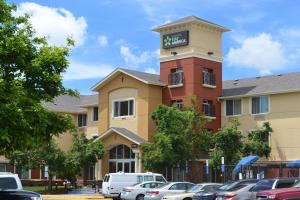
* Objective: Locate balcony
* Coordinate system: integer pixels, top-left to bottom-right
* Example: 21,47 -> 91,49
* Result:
203,70 -> 216,88
168,70 -> 184,88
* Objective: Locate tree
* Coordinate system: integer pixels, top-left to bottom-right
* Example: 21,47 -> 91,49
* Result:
242,122 -> 273,158
209,119 -> 243,168
9,140 -> 67,190
9,134 -> 105,190
142,101 -> 213,171
0,0 -> 76,155
60,133 -> 105,186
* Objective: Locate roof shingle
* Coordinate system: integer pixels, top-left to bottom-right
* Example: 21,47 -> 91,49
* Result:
44,94 -> 98,113
222,72 -> 300,98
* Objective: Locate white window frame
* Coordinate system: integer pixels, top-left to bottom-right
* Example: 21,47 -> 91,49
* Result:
225,98 -> 243,117
250,95 -> 270,115
112,98 -> 135,119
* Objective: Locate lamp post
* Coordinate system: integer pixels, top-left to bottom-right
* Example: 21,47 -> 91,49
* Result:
221,157 -> 225,182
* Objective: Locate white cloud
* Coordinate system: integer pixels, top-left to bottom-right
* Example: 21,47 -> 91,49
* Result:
97,35 -> 108,46
120,45 -> 159,67
145,67 -> 159,74
15,2 -> 87,47
226,33 -> 287,75
64,61 -> 114,81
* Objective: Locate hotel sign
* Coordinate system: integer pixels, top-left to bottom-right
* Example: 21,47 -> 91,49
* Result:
163,31 -> 189,49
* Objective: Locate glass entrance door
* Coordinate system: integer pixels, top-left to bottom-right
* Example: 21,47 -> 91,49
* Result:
109,145 -> 136,173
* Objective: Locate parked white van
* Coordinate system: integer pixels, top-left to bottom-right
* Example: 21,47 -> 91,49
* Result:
102,172 -> 167,198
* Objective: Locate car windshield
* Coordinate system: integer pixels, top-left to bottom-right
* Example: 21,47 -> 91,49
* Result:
187,185 -> 203,193
156,182 -> 171,189
218,180 -> 237,191
294,181 -> 300,188
132,183 -> 141,187
251,179 -> 275,192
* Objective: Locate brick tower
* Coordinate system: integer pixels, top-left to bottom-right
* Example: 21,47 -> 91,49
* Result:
153,16 -> 230,131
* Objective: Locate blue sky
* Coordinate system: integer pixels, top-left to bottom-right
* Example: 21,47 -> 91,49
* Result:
9,0 -> 300,94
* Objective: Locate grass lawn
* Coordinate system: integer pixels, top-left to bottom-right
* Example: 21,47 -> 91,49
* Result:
23,186 -> 67,194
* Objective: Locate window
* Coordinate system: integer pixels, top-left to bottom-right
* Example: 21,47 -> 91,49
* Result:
172,99 -> 183,111
202,100 -> 215,117
252,96 -> 269,114
0,178 -> 18,189
93,107 -> 98,121
226,99 -> 242,116
109,145 -> 135,173
155,176 -> 165,182
169,68 -> 183,85
144,175 -> 154,181
203,68 -> 215,86
113,99 -> 134,117
78,114 -> 87,127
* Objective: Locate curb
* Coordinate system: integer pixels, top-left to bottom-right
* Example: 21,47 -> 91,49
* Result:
42,195 -> 112,200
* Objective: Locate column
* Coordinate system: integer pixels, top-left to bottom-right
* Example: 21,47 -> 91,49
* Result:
135,154 -> 139,173
138,153 -> 142,172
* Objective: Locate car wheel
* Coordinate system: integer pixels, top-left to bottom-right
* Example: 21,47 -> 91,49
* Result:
183,198 -> 192,200
136,194 -> 145,200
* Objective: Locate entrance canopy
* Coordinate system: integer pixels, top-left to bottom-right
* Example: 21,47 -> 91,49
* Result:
94,127 -> 147,145
287,160 -> 300,168
233,155 -> 259,176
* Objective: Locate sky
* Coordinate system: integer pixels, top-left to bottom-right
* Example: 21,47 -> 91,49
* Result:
8,0 -> 300,94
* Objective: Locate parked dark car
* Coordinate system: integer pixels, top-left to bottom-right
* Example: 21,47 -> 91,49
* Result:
247,178 -> 299,199
0,190 -> 42,200
256,180 -> 300,200
192,179 -> 259,200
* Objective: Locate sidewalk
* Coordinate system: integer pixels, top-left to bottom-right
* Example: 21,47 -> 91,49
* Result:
42,187 -> 109,200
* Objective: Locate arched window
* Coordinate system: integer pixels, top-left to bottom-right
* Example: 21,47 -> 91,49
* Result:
109,145 -> 135,173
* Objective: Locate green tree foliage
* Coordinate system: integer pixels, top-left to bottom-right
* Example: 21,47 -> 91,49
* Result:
209,119 -> 243,167
242,122 -> 273,158
0,0 -> 76,155
9,140 -> 66,190
69,133 -> 105,169
142,102 -> 213,171
9,134 -> 104,189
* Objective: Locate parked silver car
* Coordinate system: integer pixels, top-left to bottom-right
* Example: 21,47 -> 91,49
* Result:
162,183 -> 222,200
216,183 -> 256,200
144,182 -> 195,200
120,181 -> 164,200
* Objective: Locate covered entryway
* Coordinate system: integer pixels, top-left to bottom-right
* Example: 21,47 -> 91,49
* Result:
93,127 -> 146,180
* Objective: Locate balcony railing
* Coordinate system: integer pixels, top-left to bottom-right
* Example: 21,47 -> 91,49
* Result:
169,71 -> 183,86
203,71 -> 216,86
202,104 -> 216,117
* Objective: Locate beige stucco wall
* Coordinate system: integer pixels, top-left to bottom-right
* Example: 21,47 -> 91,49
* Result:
221,92 -> 300,161
85,107 -> 99,139
96,73 -> 162,141
158,23 -> 223,62
55,113 -> 77,152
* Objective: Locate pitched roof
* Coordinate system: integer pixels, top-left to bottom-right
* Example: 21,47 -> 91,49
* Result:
94,127 -> 147,145
221,72 -> 300,98
44,94 -> 98,113
91,68 -> 165,91
152,16 -> 230,32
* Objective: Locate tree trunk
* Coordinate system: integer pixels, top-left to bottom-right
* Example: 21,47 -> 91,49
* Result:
48,174 -> 53,191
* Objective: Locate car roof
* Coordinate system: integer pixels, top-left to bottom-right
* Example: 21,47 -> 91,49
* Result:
198,183 -> 223,186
